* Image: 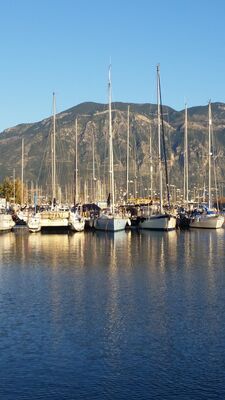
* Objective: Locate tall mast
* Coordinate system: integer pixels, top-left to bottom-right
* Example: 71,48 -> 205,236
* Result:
158,67 -> 170,207
13,168 -> 15,204
157,65 -> 163,212
21,138 -> 24,205
149,122 -> 153,200
134,141 -> 137,198
108,65 -> 114,213
92,126 -> 95,202
52,92 -> 56,204
75,118 -> 78,205
184,103 -> 189,205
208,100 -> 212,209
203,181 -> 206,203
126,105 -> 130,203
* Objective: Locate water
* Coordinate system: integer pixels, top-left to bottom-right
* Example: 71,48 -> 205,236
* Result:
0,228 -> 225,399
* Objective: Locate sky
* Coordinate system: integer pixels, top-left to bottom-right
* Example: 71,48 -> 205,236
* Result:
0,0 -> 225,131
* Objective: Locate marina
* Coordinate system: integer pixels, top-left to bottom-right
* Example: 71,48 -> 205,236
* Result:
1,1 -> 225,399
2,66 -> 224,234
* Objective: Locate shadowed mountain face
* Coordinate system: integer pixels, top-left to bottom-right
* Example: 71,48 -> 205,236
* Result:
1,101 -> 225,201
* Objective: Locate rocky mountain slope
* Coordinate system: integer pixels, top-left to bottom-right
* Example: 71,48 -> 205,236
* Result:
1,101 -> 225,202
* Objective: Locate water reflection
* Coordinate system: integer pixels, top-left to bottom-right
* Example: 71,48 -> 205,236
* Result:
139,230 -> 178,272
0,228 -> 224,276
0,232 -> 16,261
0,229 -> 225,398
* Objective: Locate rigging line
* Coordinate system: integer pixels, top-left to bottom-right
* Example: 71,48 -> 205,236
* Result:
158,75 -> 170,207
54,117 -> 70,193
133,122 -> 138,197
101,100 -> 108,198
37,129 -> 52,185
164,105 -> 172,160
211,116 -> 219,210
213,153 -> 219,210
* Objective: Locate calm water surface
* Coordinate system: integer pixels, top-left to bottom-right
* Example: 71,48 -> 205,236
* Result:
0,228 -> 225,399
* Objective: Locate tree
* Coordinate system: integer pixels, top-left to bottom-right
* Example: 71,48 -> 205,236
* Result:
0,177 -> 24,203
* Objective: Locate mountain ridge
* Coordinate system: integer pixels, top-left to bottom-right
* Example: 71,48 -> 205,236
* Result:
0,101 -> 225,202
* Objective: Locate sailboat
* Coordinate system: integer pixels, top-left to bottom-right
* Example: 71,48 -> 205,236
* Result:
94,65 -> 129,232
175,103 -> 191,229
27,192 -> 41,233
139,65 -> 177,231
0,199 -> 15,232
28,212 -> 41,233
68,118 -> 85,232
183,103 -> 189,207
0,214 -> 15,232
15,138 -> 29,226
28,93 -> 70,232
190,101 -> 224,229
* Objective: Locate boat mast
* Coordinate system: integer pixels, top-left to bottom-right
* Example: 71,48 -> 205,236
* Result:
52,92 -> 56,206
108,65 -> 114,214
149,121 -> 153,200
21,138 -> 24,205
126,105 -> 130,203
208,100 -> 212,209
158,66 -> 171,208
92,125 -> 96,202
157,65 -> 163,212
184,103 -> 189,205
134,143 -> 137,198
203,181 -> 206,203
13,168 -> 15,204
74,118 -> 78,205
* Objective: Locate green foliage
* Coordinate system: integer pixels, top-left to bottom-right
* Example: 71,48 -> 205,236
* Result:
0,177 -> 23,203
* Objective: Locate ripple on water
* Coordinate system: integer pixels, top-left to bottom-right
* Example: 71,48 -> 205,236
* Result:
0,230 -> 225,399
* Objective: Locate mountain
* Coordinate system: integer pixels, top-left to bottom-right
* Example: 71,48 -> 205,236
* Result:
1,101 -> 225,202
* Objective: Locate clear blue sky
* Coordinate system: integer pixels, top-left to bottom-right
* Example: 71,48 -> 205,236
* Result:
0,0 -> 225,131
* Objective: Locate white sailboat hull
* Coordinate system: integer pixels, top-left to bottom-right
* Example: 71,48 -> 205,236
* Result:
28,214 -> 41,233
40,218 -> 68,228
94,215 -> 128,232
28,211 -> 70,232
0,214 -> 15,232
17,211 -> 28,224
139,214 -> 177,231
69,213 -> 85,232
190,214 -> 224,229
